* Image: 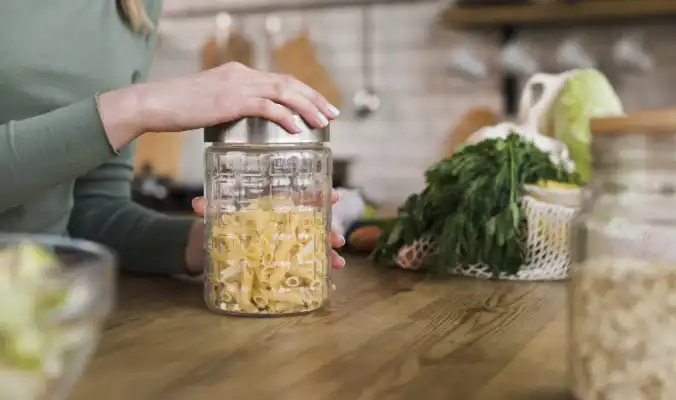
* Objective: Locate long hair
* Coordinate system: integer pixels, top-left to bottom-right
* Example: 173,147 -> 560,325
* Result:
119,0 -> 155,34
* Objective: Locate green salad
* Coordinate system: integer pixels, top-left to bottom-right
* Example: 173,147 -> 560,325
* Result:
0,242 -> 93,400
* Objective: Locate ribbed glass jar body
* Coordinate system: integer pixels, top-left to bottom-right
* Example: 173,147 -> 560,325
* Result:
204,143 -> 332,317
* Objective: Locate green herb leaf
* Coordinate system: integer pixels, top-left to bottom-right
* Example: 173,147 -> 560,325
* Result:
374,133 -> 577,276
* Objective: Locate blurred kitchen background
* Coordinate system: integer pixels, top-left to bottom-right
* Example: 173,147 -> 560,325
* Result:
132,0 -> 676,213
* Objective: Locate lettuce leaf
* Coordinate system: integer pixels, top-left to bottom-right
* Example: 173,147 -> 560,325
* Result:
550,69 -> 624,183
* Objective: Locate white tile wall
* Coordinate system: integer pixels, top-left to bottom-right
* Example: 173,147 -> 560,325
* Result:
151,3 -> 676,203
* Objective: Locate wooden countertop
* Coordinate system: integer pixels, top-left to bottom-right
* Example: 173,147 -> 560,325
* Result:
70,255 -> 570,400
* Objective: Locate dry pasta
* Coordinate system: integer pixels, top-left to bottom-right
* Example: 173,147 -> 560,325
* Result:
208,196 -> 330,315
570,257 -> 676,399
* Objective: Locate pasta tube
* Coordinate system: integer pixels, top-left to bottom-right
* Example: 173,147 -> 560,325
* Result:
207,196 -> 332,315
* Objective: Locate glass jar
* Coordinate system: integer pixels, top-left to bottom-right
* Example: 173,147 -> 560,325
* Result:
569,110 -> 676,399
203,115 -> 332,317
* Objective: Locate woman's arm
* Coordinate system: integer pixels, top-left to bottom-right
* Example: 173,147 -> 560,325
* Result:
0,97 -> 117,212
67,142 -> 195,275
0,62 -> 338,213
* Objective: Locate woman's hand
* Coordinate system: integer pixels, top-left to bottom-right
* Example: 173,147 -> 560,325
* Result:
97,62 -> 340,149
185,192 -> 347,274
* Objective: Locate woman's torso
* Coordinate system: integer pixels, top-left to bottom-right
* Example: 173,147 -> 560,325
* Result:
0,0 -> 161,233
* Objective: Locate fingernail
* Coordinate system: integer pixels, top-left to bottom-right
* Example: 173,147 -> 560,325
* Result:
317,113 -> 329,127
337,236 -> 346,247
191,198 -> 199,207
294,119 -> 304,133
327,104 -> 340,117
338,256 -> 346,268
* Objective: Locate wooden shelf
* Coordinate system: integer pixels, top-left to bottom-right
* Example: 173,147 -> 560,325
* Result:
163,0 -> 439,18
441,0 -> 676,28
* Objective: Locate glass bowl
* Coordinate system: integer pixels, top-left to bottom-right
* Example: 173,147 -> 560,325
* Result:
0,235 -> 115,400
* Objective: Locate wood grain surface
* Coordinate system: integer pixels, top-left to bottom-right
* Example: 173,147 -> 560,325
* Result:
273,31 -> 343,110
132,131 -> 185,180
70,255 -> 571,400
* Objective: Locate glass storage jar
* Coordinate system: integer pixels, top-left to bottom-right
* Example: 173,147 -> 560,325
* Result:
203,114 -> 332,317
569,109 -> 676,400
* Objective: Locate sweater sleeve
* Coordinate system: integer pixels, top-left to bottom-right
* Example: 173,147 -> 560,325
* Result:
67,141 -> 197,275
0,97 -> 117,212
67,2 -> 195,275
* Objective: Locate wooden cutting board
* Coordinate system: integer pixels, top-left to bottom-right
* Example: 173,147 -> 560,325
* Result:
201,32 -> 255,70
443,107 -> 501,158
272,30 -> 343,109
133,131 -> 185,180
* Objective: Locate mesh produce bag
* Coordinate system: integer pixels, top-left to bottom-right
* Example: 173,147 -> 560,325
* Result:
395,196 -> 578,281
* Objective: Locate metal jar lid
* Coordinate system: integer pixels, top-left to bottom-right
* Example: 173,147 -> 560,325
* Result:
204,113 -> 330,145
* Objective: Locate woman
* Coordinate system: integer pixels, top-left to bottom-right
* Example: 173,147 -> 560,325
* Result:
0,0 -> 345,275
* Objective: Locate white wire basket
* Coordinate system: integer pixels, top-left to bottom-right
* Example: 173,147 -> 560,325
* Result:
395,195 -> 579,281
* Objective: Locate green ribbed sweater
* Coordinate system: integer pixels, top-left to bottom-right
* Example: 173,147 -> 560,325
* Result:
0,0 -> 195,274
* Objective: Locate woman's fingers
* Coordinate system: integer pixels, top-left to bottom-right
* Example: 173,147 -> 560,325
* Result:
247,83 -> 329,130
277,74 -> 340,120
331,229 -> 346,248
330,250 -> 346,270
255,73 -> 339,127
330,227 -> 346,270
237,98 -> 301,134
287,77 -> 340,119
191,197 -> 205,217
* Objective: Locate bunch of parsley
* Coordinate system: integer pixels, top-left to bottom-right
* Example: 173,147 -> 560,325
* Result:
373,133 -> 581,276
